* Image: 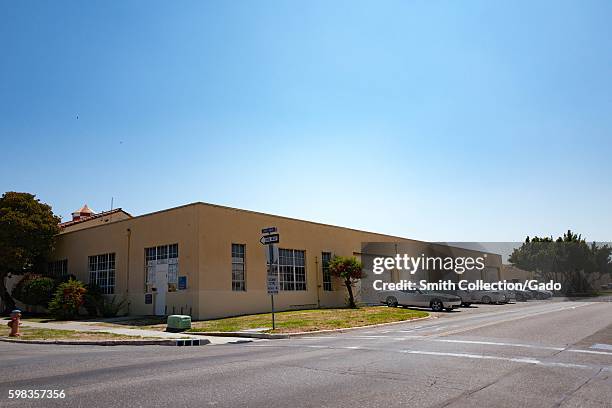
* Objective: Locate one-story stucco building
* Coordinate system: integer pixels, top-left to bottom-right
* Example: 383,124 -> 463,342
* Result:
46,202 -> 503,319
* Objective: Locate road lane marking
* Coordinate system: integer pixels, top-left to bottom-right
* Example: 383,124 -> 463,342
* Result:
247,344 -> 601,370
433,303 -> 593,337
346,303 -> 595,339
386,349 -> 596,370
567,349 -> 612,356
590,343 -> 612,351
433,339 -> 564,351
300,336 -> 339,340
348,335 -> 391,338
399,350 -> 542,364
293,336 -> 612,360
435,302 -> 594,327
296,303 -> 595,341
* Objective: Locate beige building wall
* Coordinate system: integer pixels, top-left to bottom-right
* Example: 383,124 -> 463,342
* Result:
194,204 -> 403,319
49,202 -> 504,320
53,204 -> 199,317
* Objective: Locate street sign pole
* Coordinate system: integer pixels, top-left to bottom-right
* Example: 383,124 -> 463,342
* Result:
268,242 -> 276,330
262,227 -> 279,331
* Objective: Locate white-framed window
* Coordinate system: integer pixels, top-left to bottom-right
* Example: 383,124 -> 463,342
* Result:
232,243 -> 246,291
89,253 -> 115,295
322,252 -> 332,291
144,244 -> 179,292
278,249 -> 306,291
48,259 -> 68,278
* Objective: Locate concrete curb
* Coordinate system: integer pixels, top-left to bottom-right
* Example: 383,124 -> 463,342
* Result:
0,337 -> 210,347
189,331 -> 290,339
188,314 -> 432,339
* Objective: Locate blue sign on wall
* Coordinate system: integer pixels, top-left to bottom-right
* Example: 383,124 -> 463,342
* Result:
178,276 -> 187,290
145,293 -> 153,304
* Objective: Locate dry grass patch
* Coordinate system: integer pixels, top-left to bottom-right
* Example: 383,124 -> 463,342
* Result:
188,306 -> 428,334
5,327 -> 156,341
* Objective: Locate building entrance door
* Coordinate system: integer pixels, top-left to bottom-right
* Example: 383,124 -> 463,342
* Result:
155,264 -> 168,316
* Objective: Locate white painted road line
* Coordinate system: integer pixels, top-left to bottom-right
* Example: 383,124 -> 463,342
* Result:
288,337 -> 612,357
434,339 -> 565,351
396,349 -> 600,370
566,349 -> 612,356
434,303 -> 594,337
249,344 -> 605,371
590,343 -> 612,351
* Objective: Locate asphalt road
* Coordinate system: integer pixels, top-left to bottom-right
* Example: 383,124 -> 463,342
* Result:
1,300 -> 611,408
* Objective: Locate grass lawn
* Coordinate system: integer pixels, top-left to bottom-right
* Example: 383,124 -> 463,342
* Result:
187,306 -> 428,334
4,327 -> 156,341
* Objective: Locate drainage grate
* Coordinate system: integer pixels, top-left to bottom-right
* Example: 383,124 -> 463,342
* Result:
175,339 -> 203,346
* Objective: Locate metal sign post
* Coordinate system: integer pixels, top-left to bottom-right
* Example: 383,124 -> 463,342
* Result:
262,227 -> 279,330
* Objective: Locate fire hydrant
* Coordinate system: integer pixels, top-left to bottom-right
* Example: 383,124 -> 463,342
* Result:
7,309 -> 22,337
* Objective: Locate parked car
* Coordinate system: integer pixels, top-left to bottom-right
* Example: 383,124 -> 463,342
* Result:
439,289 -> 506,305
529,289 -> 553,300
514,290 -> 533,301
472,290 -> 506,304
500,290 -> 516,303
380,289 -> 462,312
438,289 -> 474,307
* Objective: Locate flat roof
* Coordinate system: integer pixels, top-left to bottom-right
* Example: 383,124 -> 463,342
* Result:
57,201 -> 502,257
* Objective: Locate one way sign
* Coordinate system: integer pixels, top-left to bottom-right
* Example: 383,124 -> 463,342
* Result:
260,234 -> 280,245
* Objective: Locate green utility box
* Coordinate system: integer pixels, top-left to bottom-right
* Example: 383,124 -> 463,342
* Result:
166,315 -> 192,332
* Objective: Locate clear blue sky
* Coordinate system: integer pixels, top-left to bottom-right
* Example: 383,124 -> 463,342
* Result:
1,1 -> 611,242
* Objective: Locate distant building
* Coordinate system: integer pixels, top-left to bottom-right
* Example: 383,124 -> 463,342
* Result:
60,204 -> 132,233
500,264 -> 535,282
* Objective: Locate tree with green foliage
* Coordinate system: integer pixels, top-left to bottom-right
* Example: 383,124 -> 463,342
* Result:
509,230 -> 612,294
328,256 -> 365,308
48,279 -> 87,319
12,274 -> 57,308
0,192 -> 60,313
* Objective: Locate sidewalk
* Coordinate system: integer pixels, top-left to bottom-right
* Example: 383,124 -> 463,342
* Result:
19,321 -> 254,345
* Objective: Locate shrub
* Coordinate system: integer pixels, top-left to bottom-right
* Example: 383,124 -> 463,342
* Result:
100,296 -> 127,318
83,284 -> 104,316
12,274 -> 57,308
48,279 -> 87,319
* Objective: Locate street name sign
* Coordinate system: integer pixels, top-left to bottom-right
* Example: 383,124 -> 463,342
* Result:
261,227 -> 277,234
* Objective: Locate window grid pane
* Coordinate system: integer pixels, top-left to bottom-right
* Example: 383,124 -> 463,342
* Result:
88,253 -> 116,295
144,244 -> 179,291
47,259 -> 68,278
322,252 -> 332,291
278,248 -> 306,291
231,244 -> 246,291
156,245 -> 168,261
168,243 -> 178,259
